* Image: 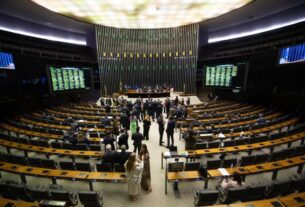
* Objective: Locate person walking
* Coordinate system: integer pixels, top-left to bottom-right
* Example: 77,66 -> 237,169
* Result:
139,144 -> 152,193
143,115 -> 151,140
157,116 -> 165,146
124,153 -> 144,201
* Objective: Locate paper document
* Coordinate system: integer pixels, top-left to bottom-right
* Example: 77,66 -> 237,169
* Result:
218,168 -> 229,176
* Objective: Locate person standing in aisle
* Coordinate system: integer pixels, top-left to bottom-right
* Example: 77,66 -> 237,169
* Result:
143,115 -> 151,140
125,153 -> 144,201
166,116 -> 176,147
139,144 -> 152,193
132,127 -> 144,154
157,116 -> 165,146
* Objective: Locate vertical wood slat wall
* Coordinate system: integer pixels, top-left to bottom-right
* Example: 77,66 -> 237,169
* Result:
95,24 -> 199,95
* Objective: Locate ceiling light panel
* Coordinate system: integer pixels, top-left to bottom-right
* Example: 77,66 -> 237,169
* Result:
31,0 -> 252,29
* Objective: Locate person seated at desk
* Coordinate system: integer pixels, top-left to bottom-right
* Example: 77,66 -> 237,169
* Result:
102,116 -> 111,126
77,131 -> 90,145
102,144 -> 117,165
220,172 -> 245,192
105,104 -> 111,113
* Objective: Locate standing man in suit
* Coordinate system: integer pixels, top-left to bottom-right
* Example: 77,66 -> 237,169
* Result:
132,127 -> 144,154
118,129 -> 129,149
166,116 -> 176,148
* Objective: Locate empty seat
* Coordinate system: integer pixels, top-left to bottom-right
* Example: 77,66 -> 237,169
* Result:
291,176 -> 305,192
206,159 -> 221,170
50,190 -> 78,206
223,140 -> 235,147
74,143 -> 89,151
222,158 -> 237,168
38,140 -> 50,147
239,155 -> 256,166
113,163 -> 125,172
195,142 -> 207,150
62,142 -> 73,150
90,144 -> 101,151
208,141 -> 220,148
28,157 -> 42,167
269,150 -> 286,161
7,183 -> 33,201
0,181 -> 15,199
41,159 -> 57,169
96,163 -> 112,172
59,161 -> 75,171
255,153 -> 269,164
193,190 -> 219,206
28,186 -> 50,201
185,162 -> 200,171
75,162 -> 92,172
29,139 -> 41,146
265,180 -> 293,198
78,191 -> 104,207
12,155 -> 27,165
246,184 -> 266,201
51,141 -> 62,149
220,186 -> 248,203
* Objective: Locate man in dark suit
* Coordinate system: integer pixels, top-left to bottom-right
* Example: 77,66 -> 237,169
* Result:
132,127 -> 143,154
120,112 -> 130,130
102,144 -> 117,165
103,132 -> 116,150
105,104 -> 111,113
116,145 -> 131,165
166,116 -> 176,147
118,129 -> 129,149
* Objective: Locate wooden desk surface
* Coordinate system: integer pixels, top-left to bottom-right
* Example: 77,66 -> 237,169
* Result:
0,123 -> 103,142
87,172 -> 126,182
229,198 -> 284,207
279,192 -> 305,207
0,198 -> 38,207
167,171 -> 201,181
188,130 -> 305,156
0,139 -> 103,157
48,170 -> 89,180
0,161 -> 127,183
208,167 -> 250,178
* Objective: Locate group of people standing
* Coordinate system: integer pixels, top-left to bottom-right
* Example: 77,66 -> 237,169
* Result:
99,95 -> 191,201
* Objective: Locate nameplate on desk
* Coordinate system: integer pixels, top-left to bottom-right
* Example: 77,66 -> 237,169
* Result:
218,168 -> 229,176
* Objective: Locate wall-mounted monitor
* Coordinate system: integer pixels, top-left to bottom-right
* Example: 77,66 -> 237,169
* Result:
0,51 -> 15,70
279,42 -> 305,64
204,62 -> 247,89
47,66 -> 92,93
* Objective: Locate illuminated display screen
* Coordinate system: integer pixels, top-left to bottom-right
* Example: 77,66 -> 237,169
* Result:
279,43 -> 305,64
31,0 -> 252,29
204,63 -> 246,88
48,66 -> 91,92
0,51 -> 15,70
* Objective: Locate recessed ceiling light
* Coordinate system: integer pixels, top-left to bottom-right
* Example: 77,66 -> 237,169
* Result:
31,0 -> 252,29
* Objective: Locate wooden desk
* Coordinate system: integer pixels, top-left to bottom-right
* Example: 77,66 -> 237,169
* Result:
0,161 -> 127,192
279,192 -> 305,207
87,172 -> 126,190
165,155 -> 305,194
0,123 -> 103,143
0,198 -> 38,207
229,198 -> 284,207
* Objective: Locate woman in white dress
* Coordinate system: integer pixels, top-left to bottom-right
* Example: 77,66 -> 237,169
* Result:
125,152 -> 144,201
